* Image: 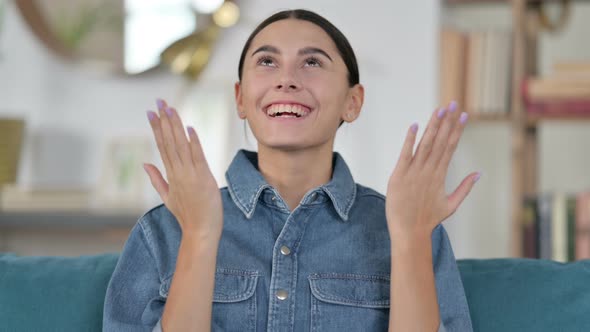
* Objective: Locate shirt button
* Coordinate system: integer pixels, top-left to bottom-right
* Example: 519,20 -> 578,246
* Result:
280,246 -> 291,255
276,289 -> 288,300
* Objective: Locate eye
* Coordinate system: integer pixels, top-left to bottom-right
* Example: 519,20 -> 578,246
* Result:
256,55 -> 276,67
304,56 -> 322,67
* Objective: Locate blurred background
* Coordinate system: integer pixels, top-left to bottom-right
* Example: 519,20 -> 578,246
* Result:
0,0 -> 589,260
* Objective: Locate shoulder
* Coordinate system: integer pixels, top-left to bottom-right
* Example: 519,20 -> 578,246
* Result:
138,203 -> 181,243
346,183 -> 387,223
354,183 -> 386,203
131,203 -> 182,279
351,183 -> 450,246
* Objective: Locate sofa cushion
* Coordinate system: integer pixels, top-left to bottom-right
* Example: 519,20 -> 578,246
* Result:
458,258 -> 590,332
0,253 -> 119,332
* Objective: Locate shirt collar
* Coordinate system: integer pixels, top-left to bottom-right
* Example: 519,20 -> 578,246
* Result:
225,149 -> 356,222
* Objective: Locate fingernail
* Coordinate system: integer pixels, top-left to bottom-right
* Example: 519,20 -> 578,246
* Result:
449,101 -> 458,113
165,107 -> 173,117
187,126 -> 195,135
146,110 -> 156,121
437,108 -> 447,119
460,112 -> 469,124
410,123 -> 418,133
143,163 -> 149,173
473,172 -> 482,183
156,98 -> 165,110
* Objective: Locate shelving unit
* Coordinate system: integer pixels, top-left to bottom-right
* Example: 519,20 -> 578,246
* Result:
443,0 -> 590,257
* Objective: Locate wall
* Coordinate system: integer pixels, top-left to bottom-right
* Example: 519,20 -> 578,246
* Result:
1,1 -> 444,255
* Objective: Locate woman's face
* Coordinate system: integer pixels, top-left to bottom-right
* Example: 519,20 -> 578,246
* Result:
235,19 -> 363,151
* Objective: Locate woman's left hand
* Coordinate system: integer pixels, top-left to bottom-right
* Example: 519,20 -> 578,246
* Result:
385,101 -> 481,239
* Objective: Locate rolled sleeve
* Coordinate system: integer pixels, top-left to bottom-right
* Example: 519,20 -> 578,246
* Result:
432,224 -> 474,332
103,221 -> 164,331
152,319 -> 163,332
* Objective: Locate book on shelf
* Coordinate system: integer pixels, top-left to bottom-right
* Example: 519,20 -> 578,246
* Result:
440,28 -> 467,111
576,192 -> 590,260
522,194 -> 539,258
522,190 -> 590,262
553,61 -> 590,79
439,27 -> 511,115
522,60 -> 590,116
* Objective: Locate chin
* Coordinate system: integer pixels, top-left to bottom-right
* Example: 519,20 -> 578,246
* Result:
262,141 -> 307,151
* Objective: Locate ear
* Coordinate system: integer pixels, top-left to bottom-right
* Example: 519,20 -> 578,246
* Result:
234,81 -> 246,119
342,84 -> 364,123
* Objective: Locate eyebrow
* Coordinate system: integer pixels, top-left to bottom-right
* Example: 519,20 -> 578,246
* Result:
250,45 -> 333,62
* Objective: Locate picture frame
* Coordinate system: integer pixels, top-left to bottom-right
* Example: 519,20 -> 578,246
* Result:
92,135 -> 152,211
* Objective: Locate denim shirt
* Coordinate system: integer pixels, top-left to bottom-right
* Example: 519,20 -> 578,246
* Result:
103,149 -> 473,332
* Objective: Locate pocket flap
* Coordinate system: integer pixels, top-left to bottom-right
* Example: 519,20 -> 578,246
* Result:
159,268 -> 259,303
213,268 -> 259,303
308,273 -> 390,308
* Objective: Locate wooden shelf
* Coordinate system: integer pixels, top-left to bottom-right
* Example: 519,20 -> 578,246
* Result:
469,112 -> 590,126
447,0 -> 589,4
527,114 -> 590,126
443,0 -> 590,257
0,210 -> 141,229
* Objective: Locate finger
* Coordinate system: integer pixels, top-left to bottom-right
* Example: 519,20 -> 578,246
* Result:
414,107 -> 447,166
186,126 -> 208,166
164,106 -> 194,167
427,101 -> 461,171
157,100 -> 182,168
147,110 -> 173,177
436,111 -> 469,178
143,163 -> 170,203
395,122 -> 419,172
447,172 -> 481,213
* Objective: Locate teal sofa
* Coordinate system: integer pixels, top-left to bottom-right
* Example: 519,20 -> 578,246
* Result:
1,253 -> 589,331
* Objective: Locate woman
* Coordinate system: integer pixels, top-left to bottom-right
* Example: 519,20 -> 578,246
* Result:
103,9 -> 478,332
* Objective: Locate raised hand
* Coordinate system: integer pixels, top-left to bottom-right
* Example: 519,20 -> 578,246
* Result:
385,101 -> 481,238
144,99 -> 223,240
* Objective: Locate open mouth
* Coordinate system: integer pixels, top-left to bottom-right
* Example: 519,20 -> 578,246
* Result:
265,104 -> 312,119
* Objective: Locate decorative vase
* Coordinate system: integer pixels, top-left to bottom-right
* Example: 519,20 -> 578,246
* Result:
0,118 -> 25,185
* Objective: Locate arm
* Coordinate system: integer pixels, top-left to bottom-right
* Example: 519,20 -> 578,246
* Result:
160,234 -> 219,331
143,99 -> 224,331
103,218 -> 220,332
385,102 -> 477,331
389,231 -> 440,332
103,222 -> 164,331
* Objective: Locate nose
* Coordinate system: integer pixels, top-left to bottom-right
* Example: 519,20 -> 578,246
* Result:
275,69 -> 301,92
276,82 -> 299,91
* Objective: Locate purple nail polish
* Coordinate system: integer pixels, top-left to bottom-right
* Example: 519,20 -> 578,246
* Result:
460,112 -> 469,124
437,108 -> 447,119
165,107 -> 173,117
449,101 -> 458,113
411,123 -> 418,134
473,172 -> 482,183
146,111 -> 156,121
156,98 -> 165,110
187,126 -> 195,135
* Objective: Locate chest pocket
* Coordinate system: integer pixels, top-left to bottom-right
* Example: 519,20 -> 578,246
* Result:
308,273 -> 390,332
160,267 -> 259,332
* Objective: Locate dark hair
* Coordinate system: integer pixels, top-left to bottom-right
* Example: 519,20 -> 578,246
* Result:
237,9 -> 359,87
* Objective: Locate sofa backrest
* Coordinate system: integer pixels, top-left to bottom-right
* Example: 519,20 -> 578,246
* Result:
2,254 -> 590,331
459,258 -> 590,332
0,253 -> 119,332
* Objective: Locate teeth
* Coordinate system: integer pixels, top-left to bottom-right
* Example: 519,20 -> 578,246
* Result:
266,104 -> 309,117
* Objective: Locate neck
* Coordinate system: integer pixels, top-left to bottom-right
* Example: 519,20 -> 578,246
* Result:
257,144 -> 334,212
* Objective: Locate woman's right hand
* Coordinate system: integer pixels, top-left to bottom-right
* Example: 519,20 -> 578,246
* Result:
143,98 -> 223,241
